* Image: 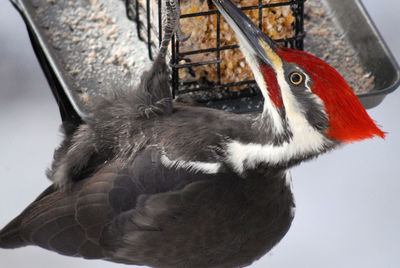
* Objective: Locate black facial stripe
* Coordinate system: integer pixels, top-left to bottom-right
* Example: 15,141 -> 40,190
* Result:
282,62 -> 329,132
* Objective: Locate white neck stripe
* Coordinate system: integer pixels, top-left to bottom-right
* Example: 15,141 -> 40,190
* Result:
225,122 -> 328,174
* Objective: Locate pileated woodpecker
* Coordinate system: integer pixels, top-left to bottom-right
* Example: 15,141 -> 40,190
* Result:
0,0 -> 385,267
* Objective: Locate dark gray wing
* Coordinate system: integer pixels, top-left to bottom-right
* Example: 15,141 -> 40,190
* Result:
0,147 -> 208,261
1,147 -> 295,268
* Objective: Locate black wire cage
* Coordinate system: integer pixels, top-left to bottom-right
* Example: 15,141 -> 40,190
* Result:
126,0 -> 305,112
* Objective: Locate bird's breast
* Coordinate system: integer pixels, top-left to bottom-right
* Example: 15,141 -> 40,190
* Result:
111,168 -> 295,268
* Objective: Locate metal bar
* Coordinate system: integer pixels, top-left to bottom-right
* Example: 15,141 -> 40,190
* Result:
136,0 -> 143,41
296,0 -> 305,50
146,0 -> 153,60
180,10 -> 218,18
158,0 -> 162,47
180,2 -> 293,18
216,11 -> 221,85
258,0 -> 263,29
177,80 -> 257,94
171,59 -> 221,68
177,34 -> 303,57
27,25 -> 82,130
172,34 -> 177,98
178,45 -> 240,56
182,79 -> 256,87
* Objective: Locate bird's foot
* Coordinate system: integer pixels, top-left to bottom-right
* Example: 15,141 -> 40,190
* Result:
159,0 -> 191,57
166,0 -> 191,42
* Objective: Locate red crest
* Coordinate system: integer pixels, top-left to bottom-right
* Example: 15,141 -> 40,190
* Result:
278,47 -> 385,142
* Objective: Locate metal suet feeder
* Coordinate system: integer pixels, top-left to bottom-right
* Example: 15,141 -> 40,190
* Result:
9,0 -> 400,121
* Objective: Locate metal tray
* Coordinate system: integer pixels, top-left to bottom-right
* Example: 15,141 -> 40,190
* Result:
10,0 -> 400,119
325,0 -> 400,109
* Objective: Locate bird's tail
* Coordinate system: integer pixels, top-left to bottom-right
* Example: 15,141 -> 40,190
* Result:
0,216 -> 28,249
0,185 -> 56,249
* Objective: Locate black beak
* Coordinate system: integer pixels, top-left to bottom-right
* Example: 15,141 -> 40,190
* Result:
211,0 -> 280,67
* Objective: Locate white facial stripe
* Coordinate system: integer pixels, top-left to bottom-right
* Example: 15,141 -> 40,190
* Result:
297,67 -> 312,93
277,67 -> 306,119
225,120 -> 327,174
302,69 -> 326,108
160,154 -> 221,174
237,38 -> 284,134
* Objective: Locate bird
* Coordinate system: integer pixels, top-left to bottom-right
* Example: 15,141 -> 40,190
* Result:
0,0 -> 385,267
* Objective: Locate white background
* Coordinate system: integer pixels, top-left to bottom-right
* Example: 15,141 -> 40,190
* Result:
0,0 -> 399,267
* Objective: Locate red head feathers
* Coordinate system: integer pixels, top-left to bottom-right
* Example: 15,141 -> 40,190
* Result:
278,47 -> 385,143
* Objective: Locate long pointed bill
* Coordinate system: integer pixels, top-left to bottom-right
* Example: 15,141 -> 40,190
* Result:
212,0 -> 285,110
211,0 -> 282,69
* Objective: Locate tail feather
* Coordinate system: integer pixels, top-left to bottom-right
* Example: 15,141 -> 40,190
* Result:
0,217 -> 28,249
0,185 -> 56,249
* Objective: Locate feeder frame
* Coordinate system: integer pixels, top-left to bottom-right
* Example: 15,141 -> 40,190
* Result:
127,0 -> 306,111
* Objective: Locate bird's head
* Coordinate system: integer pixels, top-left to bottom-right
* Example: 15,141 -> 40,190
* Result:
212,0 -> 385,144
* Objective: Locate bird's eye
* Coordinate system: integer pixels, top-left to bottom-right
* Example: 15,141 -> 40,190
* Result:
289,72 -> 303,85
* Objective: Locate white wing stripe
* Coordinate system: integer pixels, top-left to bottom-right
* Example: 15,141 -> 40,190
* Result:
160,154 -> 221,174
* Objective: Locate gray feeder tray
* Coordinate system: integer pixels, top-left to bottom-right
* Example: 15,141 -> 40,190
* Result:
326,0 -> 400,108
10,0 -> 400,121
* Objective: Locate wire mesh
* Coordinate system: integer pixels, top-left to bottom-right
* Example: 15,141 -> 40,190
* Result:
125,0 -> 305,112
